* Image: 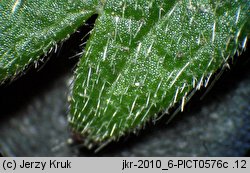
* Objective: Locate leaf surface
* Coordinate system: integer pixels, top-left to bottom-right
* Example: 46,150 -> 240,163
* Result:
70,0 -> 249,147
0,0 -> 98,81
0,0 -> 249,149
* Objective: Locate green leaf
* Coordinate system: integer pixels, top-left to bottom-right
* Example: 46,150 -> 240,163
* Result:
0,0 -> 249,150
69,0 -> 249,148
0,0 -> 98,81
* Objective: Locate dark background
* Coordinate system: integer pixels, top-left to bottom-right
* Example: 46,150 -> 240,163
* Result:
0,16 -> 249,156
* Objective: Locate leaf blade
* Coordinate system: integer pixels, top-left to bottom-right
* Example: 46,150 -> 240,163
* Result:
0,0 -> 98,81
70,0 -> 250,147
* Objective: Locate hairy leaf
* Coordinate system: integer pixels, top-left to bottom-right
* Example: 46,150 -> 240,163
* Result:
0,0 -> 98,81
0,0 -> 249,150
69,0 -> 249,148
